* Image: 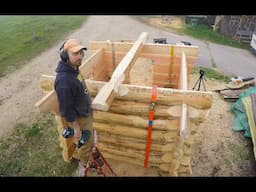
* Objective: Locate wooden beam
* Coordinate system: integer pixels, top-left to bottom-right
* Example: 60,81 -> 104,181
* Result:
89,41 -> 199,58
34,90 -> 60,114
79,48 -> 104,79
179,51 -> 189,138
92,32 -> 148,111
35,78 -> 212,114
86,80 -> 213,109
130,57 -> 153,86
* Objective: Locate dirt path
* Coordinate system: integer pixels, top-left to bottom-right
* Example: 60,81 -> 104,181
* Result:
189,77 -> 256,176
0,15 -> 255,176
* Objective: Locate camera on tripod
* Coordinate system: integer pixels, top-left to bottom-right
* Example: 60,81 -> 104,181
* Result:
199,69 -> 204,76
192,69 -> 207,91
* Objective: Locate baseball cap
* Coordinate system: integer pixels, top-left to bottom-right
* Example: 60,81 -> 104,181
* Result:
64,39 -> 87,53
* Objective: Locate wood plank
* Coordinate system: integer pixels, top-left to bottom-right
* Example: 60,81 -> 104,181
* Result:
79,48 -> 104,79
250,93 -> 256,127
34,90 -> 60,114
179,51 -> 189,138
89,41 -> 199,58
86,79 -> 213,109
89,41 -> 133,52
242,97 -> 256,159
92,32 -> 148,111
130,57 -> 153,86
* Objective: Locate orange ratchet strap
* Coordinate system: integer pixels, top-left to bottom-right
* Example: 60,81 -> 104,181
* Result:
144,85 -> 157,168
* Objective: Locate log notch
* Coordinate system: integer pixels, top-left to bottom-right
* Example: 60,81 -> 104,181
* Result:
91,32 -> 148,111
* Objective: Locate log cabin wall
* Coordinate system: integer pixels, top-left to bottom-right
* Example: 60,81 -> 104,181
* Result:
89,41 -> 199,88
35,37 -> 212,176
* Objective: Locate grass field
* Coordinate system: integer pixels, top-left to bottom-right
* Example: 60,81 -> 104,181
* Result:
0,16 -> 87,176
0,16 -> 87,77
133,16 -> 249,50
0,113 -> 78,176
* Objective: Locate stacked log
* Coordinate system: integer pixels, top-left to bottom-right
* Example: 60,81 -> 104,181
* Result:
39,74 -> 212,175
36,38 -> 212,176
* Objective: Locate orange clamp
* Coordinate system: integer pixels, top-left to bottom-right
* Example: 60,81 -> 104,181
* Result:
144,85 -> 158,168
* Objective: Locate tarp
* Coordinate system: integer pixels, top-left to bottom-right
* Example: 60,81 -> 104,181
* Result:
230,87 -> 256,138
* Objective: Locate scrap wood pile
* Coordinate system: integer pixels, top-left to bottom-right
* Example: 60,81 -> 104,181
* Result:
218,76 -> 255,101
35,32 -> 213,176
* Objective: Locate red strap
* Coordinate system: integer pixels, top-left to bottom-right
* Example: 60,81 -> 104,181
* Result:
144,85 -> 157,168
151,85 -> 157,102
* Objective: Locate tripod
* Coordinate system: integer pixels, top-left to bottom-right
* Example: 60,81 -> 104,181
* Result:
192,69 -> 207,91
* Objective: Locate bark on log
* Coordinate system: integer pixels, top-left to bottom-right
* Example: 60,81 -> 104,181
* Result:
102,152 -> 159,167
94,122 -> 178,143
94,110 -> 179,131
97,143 -> 172,164
98,134 -> 176,152
109,100 -> 176,118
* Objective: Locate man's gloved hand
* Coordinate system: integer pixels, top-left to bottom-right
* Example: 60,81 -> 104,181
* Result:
62,127 -> 74,138
77,130 -> 91,149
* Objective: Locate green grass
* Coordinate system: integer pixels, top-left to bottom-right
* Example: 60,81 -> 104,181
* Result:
0,16 -> 87,77
230,143 -> 250,161
0,113 -> 78,176
193,66 -> 231,83
132,16 -> 249,49
184,24 -> 249,49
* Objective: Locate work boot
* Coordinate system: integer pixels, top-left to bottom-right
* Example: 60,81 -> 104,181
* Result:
77,130 -> 91,149
62,127 -> 74,138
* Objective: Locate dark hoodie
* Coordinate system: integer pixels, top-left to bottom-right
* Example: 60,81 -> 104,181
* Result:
54,60 -> 92,122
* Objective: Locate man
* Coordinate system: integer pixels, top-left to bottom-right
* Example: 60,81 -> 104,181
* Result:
54,38 -> 93,169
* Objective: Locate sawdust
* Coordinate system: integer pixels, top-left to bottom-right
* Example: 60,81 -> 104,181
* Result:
189,76 -> 256,176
